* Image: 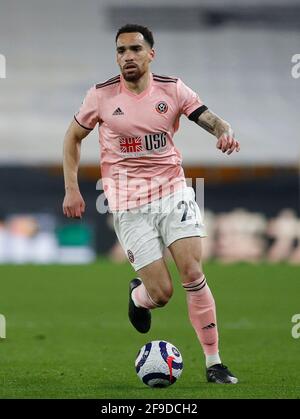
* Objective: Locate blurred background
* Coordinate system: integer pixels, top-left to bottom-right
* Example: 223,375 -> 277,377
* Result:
0,0 -> 299,265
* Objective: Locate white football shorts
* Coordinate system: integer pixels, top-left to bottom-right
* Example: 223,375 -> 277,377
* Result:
112,187 -> 206,271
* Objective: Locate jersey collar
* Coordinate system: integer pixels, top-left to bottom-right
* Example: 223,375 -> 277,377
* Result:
120,72 -> 153,99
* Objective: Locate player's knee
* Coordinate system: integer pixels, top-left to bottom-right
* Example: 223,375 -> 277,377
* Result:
151,283 -> 173,307
155,293 -> 171,307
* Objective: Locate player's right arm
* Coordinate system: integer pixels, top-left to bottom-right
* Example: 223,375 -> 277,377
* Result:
62,119 -> 91,218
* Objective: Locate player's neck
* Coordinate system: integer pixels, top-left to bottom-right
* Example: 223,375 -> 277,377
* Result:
123,71 -> 151,95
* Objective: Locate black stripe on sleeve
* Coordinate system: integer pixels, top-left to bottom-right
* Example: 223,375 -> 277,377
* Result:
74,115 -> 93,131
153,74 -> 178,82
96,78 -> 120,89
153,78 -> 177,83
188,105 -> 208,122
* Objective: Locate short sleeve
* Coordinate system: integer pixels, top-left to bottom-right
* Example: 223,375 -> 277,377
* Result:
177,79 -> 207,121
74,86 -> 99,130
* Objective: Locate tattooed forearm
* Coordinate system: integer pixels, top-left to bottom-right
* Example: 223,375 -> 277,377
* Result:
197,109 -> 231,138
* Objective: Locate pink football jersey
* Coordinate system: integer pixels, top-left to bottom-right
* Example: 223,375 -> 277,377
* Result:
75,73 -> 205,210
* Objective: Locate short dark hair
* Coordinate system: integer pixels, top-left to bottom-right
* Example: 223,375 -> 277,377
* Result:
115,24 -> 154,48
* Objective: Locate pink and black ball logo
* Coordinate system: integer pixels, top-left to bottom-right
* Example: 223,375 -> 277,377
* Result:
155,101 -> 168,114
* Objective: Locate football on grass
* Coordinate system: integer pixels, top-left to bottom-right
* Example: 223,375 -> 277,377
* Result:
135,340 -> 183,387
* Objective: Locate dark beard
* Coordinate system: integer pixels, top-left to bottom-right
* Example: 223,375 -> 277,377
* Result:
122,68 -> 143,82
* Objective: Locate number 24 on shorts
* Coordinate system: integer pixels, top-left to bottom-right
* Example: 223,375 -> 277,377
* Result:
177,200 -> 197,222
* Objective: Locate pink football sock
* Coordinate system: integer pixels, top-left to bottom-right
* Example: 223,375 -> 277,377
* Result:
132,280 -> 161,309
183,275 -> 219,356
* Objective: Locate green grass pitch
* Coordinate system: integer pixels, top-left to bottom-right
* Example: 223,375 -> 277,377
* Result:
0,261 -> 300,399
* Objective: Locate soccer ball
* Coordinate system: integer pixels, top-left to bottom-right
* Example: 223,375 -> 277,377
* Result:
135,340 -> 183,387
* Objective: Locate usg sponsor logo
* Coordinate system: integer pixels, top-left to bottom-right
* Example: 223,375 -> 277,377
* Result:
144,132 -> 167,151
119,132 -> 167,155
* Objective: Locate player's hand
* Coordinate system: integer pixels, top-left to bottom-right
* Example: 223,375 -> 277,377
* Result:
216,129 -> 240,155
63,188 -> 86,219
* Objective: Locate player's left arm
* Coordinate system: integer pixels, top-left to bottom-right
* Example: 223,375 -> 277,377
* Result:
196,109 -> 240,155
